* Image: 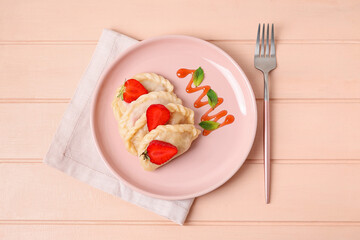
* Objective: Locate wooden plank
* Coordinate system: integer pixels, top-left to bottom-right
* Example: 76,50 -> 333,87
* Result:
0,103 -> 67,159
215,42 -> 360,100
1,225 -> 360,240
1,102 -> 360,160
270,100 -> 360,160
0,163 -> 163,221
1,163 -> 360,222
1,43 -> 359,100
0,0 -> 359,41
0,45 -> 93,99
191,162 -> 360,221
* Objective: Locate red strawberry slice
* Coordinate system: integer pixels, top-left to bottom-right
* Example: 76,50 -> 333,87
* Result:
143,140 -> 178,165
146,104 -> 170,131
119,79 -> 148,103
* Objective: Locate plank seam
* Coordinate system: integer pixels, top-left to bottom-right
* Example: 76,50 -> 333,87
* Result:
2,159 -> 360,164
1,39 -> 360,45
1,220 -> 360,226
1,98 -> 360,104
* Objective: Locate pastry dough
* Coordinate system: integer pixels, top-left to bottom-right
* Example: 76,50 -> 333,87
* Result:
132,73 -> 174,92
112,73 -> 201,171
117,91 -> 182,138
124,103 -> 195,155
137,124 -> 201,171
112,73 -> 174,121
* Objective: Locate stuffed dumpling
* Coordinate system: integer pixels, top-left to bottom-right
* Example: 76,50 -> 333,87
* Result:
112,73 -> 174,121
124,103 -> 195,155
118,91 -> 182,138
138,124 -> 200,171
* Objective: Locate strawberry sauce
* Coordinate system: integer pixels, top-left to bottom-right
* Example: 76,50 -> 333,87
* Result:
176,68 -> 235,136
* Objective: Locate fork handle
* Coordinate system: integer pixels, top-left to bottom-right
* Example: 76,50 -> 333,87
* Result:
264,73 -> 270,204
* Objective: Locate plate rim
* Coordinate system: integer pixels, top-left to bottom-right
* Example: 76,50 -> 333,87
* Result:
91,34 -> 257,200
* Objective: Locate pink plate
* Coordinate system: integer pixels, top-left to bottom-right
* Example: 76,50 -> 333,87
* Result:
91,35 -> 257,200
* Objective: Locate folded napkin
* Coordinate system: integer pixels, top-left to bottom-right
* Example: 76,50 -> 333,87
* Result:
44,29 -> 194,225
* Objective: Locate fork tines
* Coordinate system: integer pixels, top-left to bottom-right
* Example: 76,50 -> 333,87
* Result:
255,23 -> 275,58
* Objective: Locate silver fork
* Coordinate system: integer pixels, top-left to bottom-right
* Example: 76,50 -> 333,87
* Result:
254,23 -> 277,204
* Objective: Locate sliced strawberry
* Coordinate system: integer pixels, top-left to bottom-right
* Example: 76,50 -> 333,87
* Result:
142,140 -> 178,165
146,104 -> 170,131
119,79 -> 148,103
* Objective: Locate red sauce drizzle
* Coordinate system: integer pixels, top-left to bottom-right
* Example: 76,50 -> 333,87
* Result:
177,68 -> 235,136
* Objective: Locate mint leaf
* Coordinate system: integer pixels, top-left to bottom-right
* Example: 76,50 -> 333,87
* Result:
207,89 -> 218,109
193,67 -> 204,87
117,85 -> 125,100
199,121 -> 220,130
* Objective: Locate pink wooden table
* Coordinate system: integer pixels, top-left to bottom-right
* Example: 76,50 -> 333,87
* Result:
1,0 -> 360,239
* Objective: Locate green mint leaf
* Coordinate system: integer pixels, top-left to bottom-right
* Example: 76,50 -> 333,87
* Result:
117,85 -> 125,100
199,121 -> 220,130
207,89 -> 218,109
193,67 -> 204,87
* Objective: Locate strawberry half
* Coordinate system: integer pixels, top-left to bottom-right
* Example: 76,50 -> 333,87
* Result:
146,104 -> 170,131
118,79 -> 148,103
142,140 -> 178,165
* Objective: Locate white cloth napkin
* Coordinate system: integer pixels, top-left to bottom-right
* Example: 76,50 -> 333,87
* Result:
44,29 -> 194,225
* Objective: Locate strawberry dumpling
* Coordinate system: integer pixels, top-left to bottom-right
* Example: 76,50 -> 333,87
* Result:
111,72 -> 201,171
112,73 -> 174,121
141,140 -> 178,166
138,124 -> 200,171
124,103 -> 195,155
117,92 -> 182,138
